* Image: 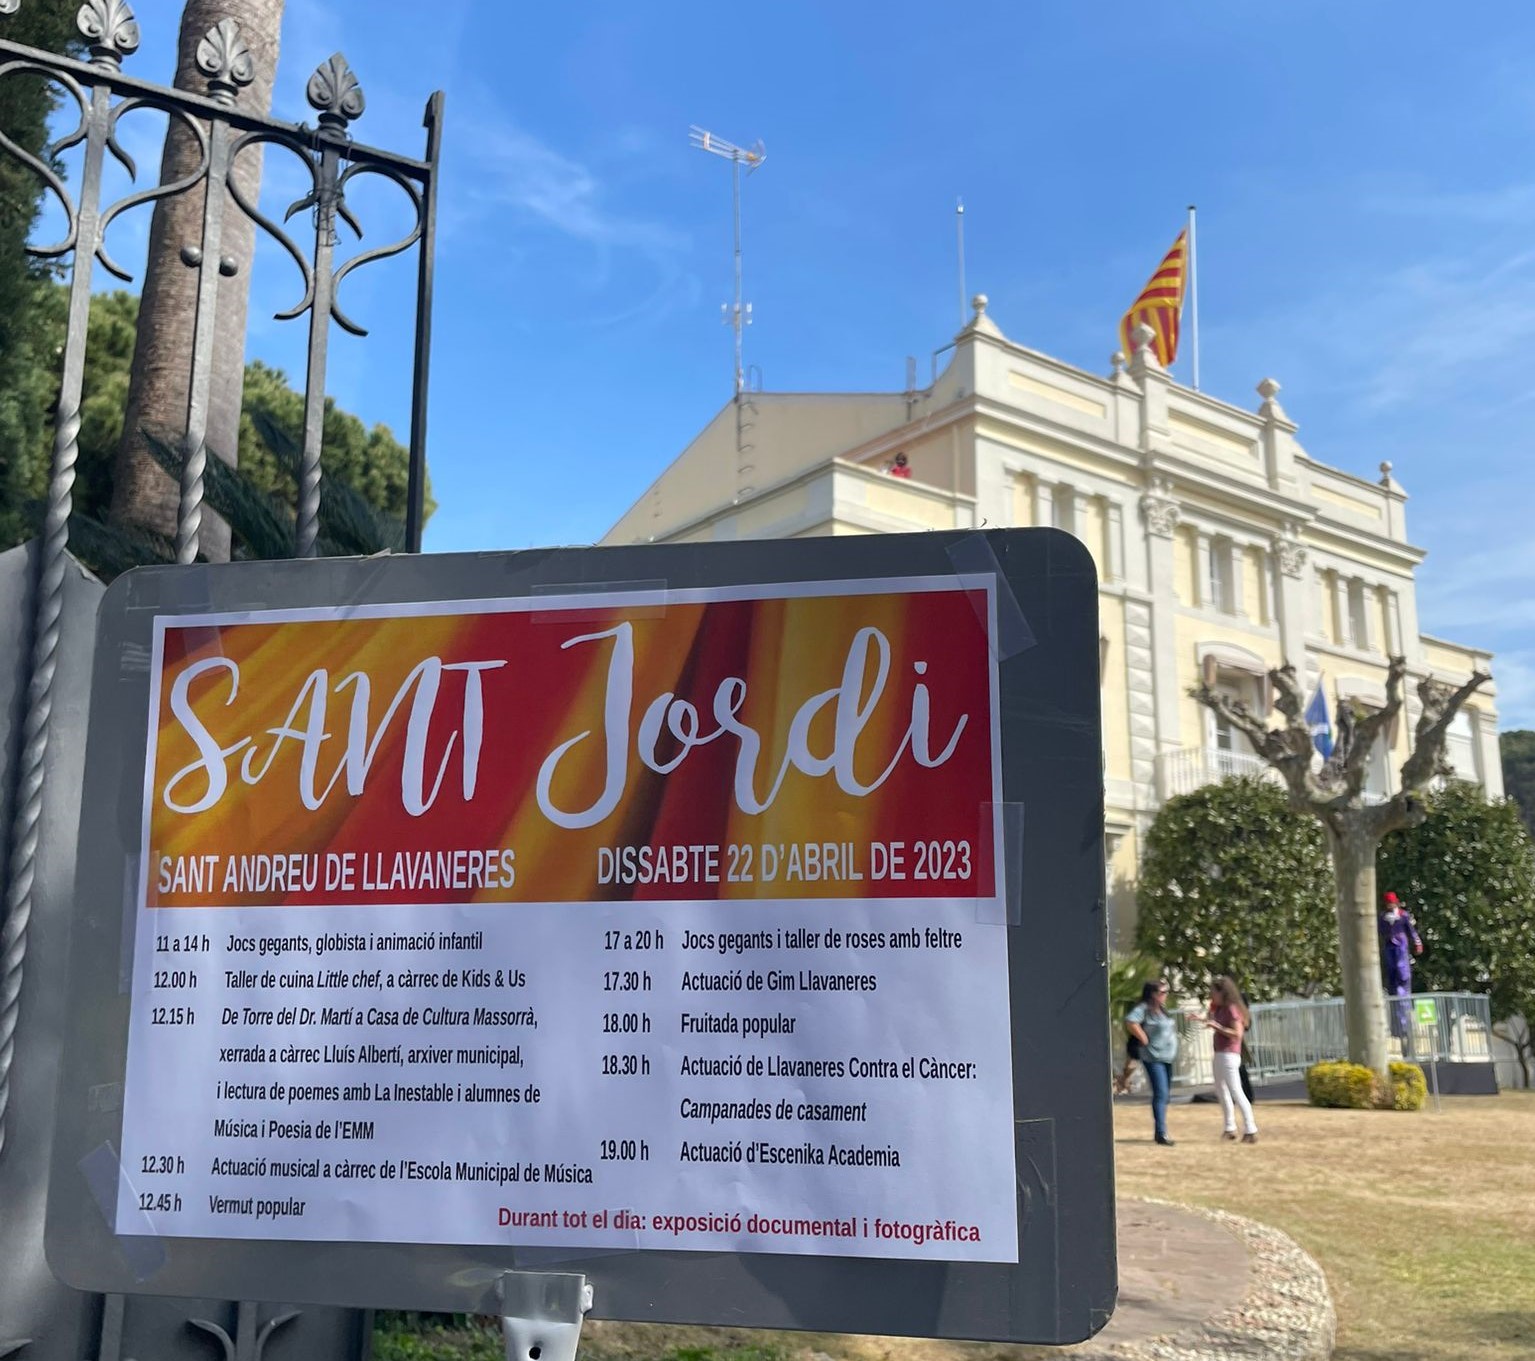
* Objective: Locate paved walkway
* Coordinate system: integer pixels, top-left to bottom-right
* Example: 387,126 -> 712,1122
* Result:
1059,1198 -> 1334,1361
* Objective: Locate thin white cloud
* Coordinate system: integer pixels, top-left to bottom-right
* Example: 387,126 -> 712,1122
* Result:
450,89 -> 698,329
1364,182 -> 1535,228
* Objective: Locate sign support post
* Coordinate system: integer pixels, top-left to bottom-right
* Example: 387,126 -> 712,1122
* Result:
498,1273 -> 592,1361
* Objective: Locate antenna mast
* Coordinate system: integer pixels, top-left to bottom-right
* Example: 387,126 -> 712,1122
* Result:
690,126 -> 766,397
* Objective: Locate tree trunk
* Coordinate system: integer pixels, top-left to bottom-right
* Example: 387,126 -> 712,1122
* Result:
1492,1019 -> 1531,1089
1325,823 -> 1391,1079
107,0 -> 284,560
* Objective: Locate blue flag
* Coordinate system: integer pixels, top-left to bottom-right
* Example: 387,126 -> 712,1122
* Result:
1305,680 -> 1333,759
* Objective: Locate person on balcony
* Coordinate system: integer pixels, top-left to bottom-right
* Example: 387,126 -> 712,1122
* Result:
1126,980 -> 1178,1145
886,452 -> 912,478
1379,891 -> 1423,1050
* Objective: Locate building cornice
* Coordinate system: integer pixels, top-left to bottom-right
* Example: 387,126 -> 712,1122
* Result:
639,456 -> 976,545
1296,454 -> 1408,504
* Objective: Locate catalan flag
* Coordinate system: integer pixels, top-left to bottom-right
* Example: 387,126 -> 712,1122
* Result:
1119,229 -> 1189,367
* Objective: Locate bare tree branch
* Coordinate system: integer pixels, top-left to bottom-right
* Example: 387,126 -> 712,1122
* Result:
1192,663 -> 1329,806
1340,656 -> 1407,798
1400,670 -> 1490,792
1190,654 -> 1492,1076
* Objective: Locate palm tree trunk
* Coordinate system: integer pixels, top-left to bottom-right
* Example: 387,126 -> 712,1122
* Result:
1325,822 -> 1391,1080
107,0 -> 284,560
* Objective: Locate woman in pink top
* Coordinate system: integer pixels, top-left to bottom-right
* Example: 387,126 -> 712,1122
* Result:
1202,976 -> 1258,1143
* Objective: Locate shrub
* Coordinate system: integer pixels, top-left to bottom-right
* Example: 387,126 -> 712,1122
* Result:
1306,1060 -> 1428,1110
1377,780 -> 1535,1089
1306,1060 -> 1380,1109
1136,778 -> 1338,1000
1390,1061 -> 1427,1111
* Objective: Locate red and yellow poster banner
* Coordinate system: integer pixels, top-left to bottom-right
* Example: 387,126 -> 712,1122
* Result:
145,578 -> 1001,908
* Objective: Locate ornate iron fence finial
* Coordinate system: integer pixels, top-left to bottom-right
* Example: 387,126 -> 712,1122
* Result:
307,53 -> 365,136
77,0 -> 141,70
196,18 -> 253,105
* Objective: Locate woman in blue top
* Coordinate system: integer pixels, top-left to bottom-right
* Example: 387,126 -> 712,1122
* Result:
1126,979 -> 1179,1146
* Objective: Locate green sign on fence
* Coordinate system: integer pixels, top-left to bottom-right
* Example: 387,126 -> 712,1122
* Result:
1414,998 -> 1438,1025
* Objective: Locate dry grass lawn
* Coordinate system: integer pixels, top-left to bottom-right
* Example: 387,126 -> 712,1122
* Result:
382,1090 -> 1535,1361
1113,1089 -> 1535,1360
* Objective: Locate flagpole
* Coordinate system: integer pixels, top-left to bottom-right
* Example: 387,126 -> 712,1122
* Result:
1187,204 -> 1200,391
956,197 -> 967,327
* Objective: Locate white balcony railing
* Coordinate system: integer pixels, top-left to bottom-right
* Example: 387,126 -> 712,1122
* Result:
1157,747 -> 1417,805
1158,747 -> 1277,799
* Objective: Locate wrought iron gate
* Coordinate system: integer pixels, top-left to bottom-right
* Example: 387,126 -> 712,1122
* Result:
0,4 -> 443,1357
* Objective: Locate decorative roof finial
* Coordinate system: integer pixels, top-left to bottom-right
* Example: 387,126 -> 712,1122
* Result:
1256,376 -> 1289,424
971,293 -> 988,320
1128,322 -> 1160,372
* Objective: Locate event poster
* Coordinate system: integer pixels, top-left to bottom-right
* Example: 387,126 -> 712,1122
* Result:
116,576 -> 1018,1262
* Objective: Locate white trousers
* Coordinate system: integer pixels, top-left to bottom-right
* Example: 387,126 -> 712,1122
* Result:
1213,1051 -> 1257,1134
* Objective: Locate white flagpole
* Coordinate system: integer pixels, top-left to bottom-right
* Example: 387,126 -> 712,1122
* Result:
956,197 -> 967,326
1187,203 -> 1200,391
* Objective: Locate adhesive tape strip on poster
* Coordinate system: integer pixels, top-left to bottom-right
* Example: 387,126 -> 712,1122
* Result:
530,578 -> 670,625
944,533 -> 1035,661
80,1140 -> 171,1281
975,802 -> 1023,926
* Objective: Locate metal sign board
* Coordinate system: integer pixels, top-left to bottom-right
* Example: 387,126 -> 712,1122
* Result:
46,529 -> 1113,1344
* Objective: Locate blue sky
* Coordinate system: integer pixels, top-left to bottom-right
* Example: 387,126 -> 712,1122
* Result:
82,2 -> 1535,725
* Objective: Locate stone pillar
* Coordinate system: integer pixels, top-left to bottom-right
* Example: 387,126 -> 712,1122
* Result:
1257,377 -> 1300,494
1229,541 -> 1247,619
1475,702 -> 1506,798
1034,480 -> 1055,529
1356,580 -> 1376,653
1332,573 -> 1352,648
1109,350 -> 1140,449
1105,500 -> 1125,584
1140,481 -> 1184,785
1271,527 -> 1309,666
1123,599 -> 1159,807
1195,530 -> 1215,610
1130,322 -> 1172,455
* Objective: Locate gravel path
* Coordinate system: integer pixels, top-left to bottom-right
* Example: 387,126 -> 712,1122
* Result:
1062,1198 -> 1335,1361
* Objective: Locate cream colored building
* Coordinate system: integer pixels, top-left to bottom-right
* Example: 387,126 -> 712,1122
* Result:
603,297 -> 1502,946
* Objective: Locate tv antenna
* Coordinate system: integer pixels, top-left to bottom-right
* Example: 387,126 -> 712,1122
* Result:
690,126 -> 766,397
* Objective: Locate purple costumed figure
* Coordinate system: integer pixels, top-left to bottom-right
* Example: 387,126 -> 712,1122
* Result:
1379,891 -> 1423,1045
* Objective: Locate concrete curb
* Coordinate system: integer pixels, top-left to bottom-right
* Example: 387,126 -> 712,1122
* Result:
1067,1199 -> 1335,1361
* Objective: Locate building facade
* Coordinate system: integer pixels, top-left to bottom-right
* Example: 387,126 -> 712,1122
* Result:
603,298 -> 1502,946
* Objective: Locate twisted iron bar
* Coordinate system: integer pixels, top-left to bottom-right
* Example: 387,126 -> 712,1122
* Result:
0,398 -> 82,1161
0,7 -> 117,1159
0,0 -> 442,1162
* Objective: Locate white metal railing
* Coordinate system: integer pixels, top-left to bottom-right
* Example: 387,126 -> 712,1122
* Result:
1151,991 -> 1495,1088
1244,991 -> 1493,1080
1158,746 -> 1277,799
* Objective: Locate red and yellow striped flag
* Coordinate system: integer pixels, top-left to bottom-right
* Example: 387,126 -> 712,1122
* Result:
1119,229 -> 1189,366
